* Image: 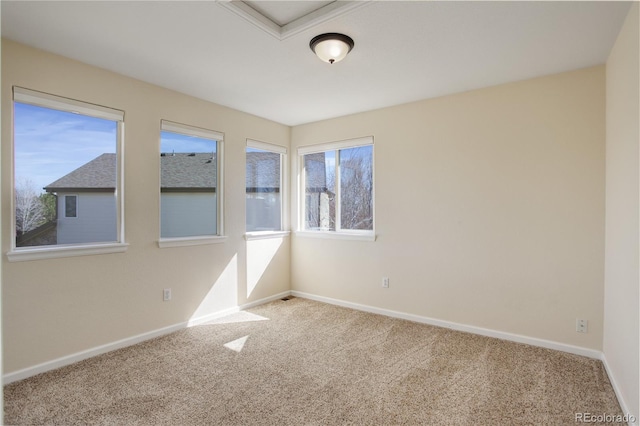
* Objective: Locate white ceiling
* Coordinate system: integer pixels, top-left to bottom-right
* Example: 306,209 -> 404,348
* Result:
1,1 -> 632,126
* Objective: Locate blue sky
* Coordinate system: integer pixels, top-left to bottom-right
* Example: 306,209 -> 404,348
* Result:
160,131 -> 216,154
15,102 -> 217,193
14,103 -> 117,193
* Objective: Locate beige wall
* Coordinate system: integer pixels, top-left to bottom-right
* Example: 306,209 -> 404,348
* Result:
604,2 -> 639,420
1,40 -> 290,374
1,33 -> 4,426
291,66 -> 606,350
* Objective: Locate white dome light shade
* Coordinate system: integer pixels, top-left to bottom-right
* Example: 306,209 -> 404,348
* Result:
310,33 -> 354,64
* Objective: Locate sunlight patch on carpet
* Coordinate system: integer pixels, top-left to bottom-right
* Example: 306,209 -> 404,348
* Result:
204,311 -> 270,325
224,335 -> 249,352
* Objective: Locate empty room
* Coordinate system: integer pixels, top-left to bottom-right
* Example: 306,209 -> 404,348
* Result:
1,1 -> 638,424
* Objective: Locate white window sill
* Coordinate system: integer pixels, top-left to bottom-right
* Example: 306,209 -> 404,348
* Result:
158,235 -> 227,248
244,231 -> 291,241
7,242 -> 129,262
295,231 -> 376,242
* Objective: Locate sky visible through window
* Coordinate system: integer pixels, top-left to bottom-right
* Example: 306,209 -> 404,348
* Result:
161,131 -> 216,154
14,102 -> 116,193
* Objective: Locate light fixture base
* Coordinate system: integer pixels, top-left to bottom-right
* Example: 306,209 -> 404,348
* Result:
310,33 -> 355,64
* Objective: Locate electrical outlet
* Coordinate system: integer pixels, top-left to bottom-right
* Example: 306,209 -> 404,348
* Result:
382,277 -> 390,288
576,318 -> 587,333
163,288 -> 172,301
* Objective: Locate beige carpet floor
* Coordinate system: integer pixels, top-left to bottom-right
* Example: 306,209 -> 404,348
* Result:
4,297 -> 624,425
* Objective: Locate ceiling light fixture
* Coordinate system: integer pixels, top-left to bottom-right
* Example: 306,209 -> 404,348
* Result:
309,33 -> 354,64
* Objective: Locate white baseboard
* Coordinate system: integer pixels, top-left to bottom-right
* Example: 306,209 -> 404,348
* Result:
3,321 -> 187,384
186,306 -> 240,327
240,290 -> 292,310
601,353 -> 639,426
291,290 -> 602,359
3,291 -> 292,385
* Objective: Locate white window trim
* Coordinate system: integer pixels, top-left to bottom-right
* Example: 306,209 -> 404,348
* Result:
247,139 -> 286,155
14,87 -> 124,122
161,120 -> 224,141
246,139 -> 288,233
158,120 -> 225,246
158,236 -> 228,248
8,87 -> 126,261
297,136 -> 373,155
244,231 -> 291,241
294,230 -> 375,242
297,136 -> 375,240
7,243 -> 129,262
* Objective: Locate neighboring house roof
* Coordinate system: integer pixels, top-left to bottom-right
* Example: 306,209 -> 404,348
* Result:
44,153 -> 116,192
246,151 -> 280,192
161,152 -> 216,191
44,152 -> 287,192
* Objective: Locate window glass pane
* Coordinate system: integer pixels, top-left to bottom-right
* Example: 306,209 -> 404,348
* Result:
304,151 -> 335,231
160,131 -> 217,238
14,102 -> 118,248
65,196 -> 77,218
339,145 -> 373,230
300,139 -> 374,234
246,147 -> 282,232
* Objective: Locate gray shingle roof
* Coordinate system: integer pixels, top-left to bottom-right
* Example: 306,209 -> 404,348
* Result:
44,152 -> 284,191
246,151 -> 280,191
161,153 -> 216,190
44,153 -> 116,191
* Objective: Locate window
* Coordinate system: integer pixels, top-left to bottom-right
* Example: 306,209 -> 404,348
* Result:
64,196 -> 77,218
159,120 -> 224,243
299,137 -> 374,237
246,140 -> 286,233
10,87 -> 125,259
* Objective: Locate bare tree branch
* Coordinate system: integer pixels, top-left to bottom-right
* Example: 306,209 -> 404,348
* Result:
15,177 -> 46,234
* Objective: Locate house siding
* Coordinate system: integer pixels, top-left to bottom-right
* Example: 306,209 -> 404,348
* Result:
56,192 -> 117,244
246,193 -> 281,231
160,193 -> 217,238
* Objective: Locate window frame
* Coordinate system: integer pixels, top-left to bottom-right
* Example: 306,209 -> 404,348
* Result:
7,87 -> 128,262
245,139 -> 289,240
297,136 -> 375,241
157,120 -> 227,248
